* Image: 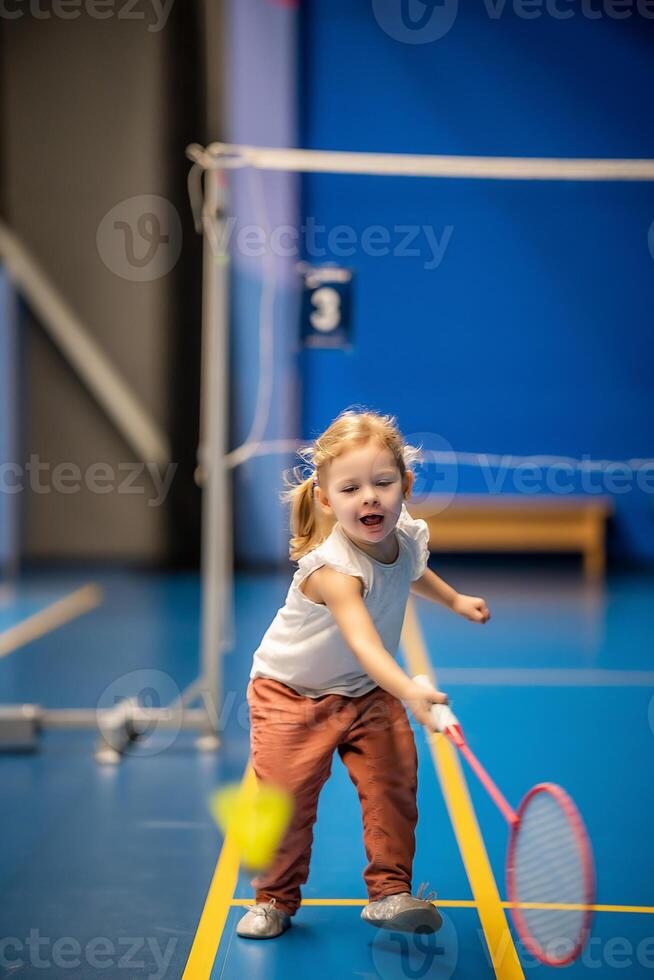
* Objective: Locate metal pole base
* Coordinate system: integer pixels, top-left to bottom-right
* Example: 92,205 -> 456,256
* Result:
196,733 -> 220,752
0,705 -> 41,751
95,744 -> 123,766
0,694 -> 220,764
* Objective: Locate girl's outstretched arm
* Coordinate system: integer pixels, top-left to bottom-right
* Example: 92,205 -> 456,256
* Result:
410,569 -> 491,623
310,565 -> 448,730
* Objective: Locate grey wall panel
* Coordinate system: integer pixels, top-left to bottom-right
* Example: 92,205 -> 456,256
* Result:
0,8 -> 201,562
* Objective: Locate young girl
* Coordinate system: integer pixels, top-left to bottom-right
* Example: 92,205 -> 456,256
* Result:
238,408 -> 490,940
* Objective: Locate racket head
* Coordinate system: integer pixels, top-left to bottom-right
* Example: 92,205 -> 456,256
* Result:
506,782 -> 595,967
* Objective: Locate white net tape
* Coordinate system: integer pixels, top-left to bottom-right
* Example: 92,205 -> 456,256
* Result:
217,437 -> 654,475
185,141 -> 654,474
187,142 -> 654,182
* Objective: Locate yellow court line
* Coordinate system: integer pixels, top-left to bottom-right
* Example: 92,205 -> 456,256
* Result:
183,617 -> 650,979
505,902 -> 654,915
182,763 -> 257,979
231,897 -> 478,908
231,898 -> 654,914
0,583 -> 103,658
401,598 -> 525,979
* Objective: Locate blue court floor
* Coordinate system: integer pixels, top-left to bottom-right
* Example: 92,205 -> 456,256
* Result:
0,561 -> 653,979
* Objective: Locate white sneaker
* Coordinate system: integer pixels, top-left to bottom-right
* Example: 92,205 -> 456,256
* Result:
361,882 -> 442,934
236,898 -> 292,939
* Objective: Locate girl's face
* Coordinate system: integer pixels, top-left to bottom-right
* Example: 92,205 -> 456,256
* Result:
316,441 -> 413,549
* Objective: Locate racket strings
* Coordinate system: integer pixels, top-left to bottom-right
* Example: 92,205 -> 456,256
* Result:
512,791 -> 588,958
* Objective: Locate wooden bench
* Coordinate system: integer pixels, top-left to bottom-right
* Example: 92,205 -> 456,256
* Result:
409,494 -> 613,580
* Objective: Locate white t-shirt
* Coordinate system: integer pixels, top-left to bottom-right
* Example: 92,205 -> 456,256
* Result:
249,503 -> 430,698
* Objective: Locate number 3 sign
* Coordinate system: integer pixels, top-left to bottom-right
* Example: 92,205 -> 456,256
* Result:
299,264 -> 354,349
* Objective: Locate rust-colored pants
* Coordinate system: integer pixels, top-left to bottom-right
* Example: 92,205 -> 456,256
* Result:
247,676 -> 418,916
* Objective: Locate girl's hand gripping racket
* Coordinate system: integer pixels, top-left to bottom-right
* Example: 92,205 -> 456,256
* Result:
413,674 -> 595,967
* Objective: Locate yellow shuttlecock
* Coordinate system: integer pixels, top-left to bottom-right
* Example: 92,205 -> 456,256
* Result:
209,779 -> 294,872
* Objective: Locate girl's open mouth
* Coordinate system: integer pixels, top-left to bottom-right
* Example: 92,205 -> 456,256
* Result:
360,514 -> 384,528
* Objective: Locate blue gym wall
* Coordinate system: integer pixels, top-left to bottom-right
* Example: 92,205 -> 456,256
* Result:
3,5 -> 651,569
298,2 -> 654,564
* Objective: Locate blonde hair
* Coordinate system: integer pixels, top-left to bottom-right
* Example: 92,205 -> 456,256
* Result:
280,406 -> 423,561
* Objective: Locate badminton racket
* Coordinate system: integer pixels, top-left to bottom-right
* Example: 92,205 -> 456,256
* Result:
413,674 -> 595,967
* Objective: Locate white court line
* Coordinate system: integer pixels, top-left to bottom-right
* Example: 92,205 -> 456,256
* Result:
0,584 -> 103,658
438,668 -> 654,687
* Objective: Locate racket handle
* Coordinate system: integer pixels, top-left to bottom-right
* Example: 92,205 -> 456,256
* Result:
412,674 -> 461,734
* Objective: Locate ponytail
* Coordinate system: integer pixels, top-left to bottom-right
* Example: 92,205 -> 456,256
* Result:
280,467 -> 335,561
